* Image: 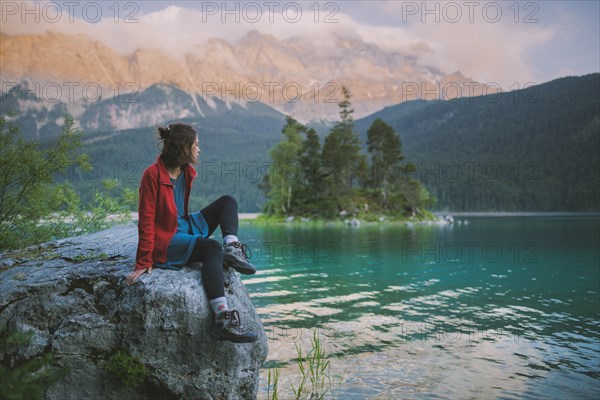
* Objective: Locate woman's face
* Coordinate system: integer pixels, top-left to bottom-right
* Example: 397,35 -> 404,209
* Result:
191,136 -> 200,163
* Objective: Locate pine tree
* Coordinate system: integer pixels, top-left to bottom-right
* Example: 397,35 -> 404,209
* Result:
366,118 -> 404,208
337,86 -> 354,131
299,127 -> 321,196
321,87 -> 365,201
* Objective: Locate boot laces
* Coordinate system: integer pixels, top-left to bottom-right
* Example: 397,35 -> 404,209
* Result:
223,310 -> 247,331
229,309 -> 241,326
230,242 -> 252,260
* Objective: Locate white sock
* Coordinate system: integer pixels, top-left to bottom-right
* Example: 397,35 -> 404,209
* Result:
209,297 -> 229,314
223,235 -> 239,246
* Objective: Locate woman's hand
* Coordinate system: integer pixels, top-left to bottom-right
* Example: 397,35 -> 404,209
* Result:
126,267 -> 152,286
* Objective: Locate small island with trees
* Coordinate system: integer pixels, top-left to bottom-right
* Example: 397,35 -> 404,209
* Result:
259,87 -> 435,224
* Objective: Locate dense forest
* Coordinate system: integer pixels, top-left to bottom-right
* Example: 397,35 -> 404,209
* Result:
355,73 -> 600,211
71,106 -> 285,213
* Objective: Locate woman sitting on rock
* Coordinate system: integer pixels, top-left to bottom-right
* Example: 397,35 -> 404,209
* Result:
127,122 -> 258,343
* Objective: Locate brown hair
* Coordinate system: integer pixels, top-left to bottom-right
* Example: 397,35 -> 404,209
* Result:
157,123 -> 197,168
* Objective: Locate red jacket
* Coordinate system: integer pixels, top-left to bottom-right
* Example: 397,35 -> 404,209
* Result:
135,155 -> 197,270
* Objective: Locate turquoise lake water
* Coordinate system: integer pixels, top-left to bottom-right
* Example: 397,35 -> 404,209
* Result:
239,215 -> 599,399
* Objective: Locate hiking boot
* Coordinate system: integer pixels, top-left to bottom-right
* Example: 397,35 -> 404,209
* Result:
215,310 -> 258,343
223,242 -> 256,275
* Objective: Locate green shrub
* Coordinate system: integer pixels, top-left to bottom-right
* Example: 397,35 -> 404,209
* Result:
104,351 -> 148,388
0,114 -> 136,251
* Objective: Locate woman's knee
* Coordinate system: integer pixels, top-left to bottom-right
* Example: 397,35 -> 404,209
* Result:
219,195 -> 238,210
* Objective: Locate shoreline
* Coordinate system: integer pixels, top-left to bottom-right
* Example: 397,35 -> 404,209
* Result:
239,213 -> 261,220
239,211 -> 600,226
241,211 -> 600,220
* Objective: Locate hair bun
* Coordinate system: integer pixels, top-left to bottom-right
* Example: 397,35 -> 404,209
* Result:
158,126 -> 171,140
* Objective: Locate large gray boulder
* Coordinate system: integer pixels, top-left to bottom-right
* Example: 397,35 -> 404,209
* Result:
0,223 -> 268,400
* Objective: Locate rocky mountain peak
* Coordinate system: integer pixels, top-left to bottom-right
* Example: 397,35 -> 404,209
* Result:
1,29 -> 487,122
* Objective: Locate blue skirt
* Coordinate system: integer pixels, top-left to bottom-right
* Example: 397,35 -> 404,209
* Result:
154,211 -> 209,270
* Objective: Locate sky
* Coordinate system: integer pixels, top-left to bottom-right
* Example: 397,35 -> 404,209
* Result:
1,0 -> 599,89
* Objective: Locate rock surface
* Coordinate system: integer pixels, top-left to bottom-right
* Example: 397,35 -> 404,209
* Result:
0,223 -> 268,400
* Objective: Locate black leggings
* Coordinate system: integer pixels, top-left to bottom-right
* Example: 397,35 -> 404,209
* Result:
187,195 -> 239,300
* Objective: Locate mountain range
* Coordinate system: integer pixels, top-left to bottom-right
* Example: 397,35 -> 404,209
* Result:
2,74 -> 597,212
1,27 -> 598,212
1,30 -> 490,123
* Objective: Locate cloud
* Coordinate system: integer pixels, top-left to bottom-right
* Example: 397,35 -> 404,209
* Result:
1,2 -> 356,56
412,18 -> 555,87
360,1 -> 557,86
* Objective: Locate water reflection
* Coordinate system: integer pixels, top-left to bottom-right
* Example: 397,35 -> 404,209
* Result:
242,217 -> 600,399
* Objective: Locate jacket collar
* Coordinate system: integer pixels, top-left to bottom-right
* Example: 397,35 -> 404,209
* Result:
156,155 -> 197,185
